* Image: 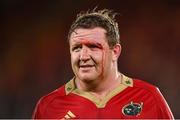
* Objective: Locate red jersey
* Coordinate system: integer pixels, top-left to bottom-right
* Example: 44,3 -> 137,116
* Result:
32,74 -> 174,119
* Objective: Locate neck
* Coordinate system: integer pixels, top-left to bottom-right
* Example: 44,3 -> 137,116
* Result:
75,67 -> 121,98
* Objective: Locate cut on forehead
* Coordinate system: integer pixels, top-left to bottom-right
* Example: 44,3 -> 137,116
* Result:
69,28 -> 110,49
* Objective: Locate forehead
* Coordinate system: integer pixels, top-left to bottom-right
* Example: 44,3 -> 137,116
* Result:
69,27 -> 107,44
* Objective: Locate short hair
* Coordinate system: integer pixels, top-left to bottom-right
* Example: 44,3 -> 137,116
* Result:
68,9 -> 120,48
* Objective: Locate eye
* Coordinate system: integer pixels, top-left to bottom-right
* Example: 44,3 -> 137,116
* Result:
88,43 -> 102,50
72,45 -> 82,52
89,44 -> 98,48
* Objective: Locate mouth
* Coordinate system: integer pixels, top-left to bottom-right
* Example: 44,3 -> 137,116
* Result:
79,65 -> 94,68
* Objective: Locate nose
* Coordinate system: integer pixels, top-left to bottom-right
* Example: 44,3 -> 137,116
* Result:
80,46 -> 90,61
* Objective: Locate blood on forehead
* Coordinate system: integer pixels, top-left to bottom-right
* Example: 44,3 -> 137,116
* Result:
83,39 -> 104,48
70,36 -> 108,50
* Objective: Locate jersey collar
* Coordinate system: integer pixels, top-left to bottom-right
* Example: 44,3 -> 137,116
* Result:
65,73 -> 133,95
65,73 -> 133,108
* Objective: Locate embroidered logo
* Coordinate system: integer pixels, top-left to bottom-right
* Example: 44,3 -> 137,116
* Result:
122,101 -> 143,116
61,110 -> 76,119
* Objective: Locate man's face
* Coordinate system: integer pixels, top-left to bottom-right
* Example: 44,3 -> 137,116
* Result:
69,27 -> 114,82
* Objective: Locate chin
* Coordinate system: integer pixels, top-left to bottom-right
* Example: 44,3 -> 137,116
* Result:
78,74 -> 96,82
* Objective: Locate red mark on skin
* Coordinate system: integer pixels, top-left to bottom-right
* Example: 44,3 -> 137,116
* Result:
80,40 -> 103,49
80,39 -> 106,81
101,47 -> 105,81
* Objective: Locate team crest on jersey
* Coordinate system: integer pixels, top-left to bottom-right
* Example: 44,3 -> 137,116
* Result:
122,101 -> 143,116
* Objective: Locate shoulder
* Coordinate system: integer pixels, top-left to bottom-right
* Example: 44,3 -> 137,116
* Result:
32,85 -> 66,118
133,79 -> 158,91
132,79 -> 174,118
122,74 -> 158,93
35,77 -> 76,108
38,85 -> 66,105
122,74 -> 160,97
32,84 -> 68,118
131,79 -> 165,107
132,78 -> 166,103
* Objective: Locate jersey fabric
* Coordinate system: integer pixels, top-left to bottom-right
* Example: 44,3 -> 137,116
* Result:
32,74 -> 174,119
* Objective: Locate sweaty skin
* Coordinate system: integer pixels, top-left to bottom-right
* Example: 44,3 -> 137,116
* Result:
81,39 -> 105,86
69,27 -> 121,98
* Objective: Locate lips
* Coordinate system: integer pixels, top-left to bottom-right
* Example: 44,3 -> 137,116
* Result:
79,65 -> 94,72
79,65 -> 94,68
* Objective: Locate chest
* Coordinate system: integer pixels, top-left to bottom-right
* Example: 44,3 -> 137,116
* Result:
43,91 -> 158,119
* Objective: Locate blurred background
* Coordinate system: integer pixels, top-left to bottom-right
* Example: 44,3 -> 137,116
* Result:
1,0 -> 180,118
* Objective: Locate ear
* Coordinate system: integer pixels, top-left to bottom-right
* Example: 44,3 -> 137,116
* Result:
112,44 -> 121,61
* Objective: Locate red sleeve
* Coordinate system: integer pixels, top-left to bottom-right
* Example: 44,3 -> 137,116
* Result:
134,79 -> 174,119
32,86 -> 66,119
32,97 -> 46,119
154,87 -> 174,119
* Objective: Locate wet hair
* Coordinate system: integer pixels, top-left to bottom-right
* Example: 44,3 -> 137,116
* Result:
68,8 -> 120,48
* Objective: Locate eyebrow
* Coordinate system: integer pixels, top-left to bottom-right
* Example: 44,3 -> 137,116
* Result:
73,41 -> 103,49
87,42 -> 103,49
